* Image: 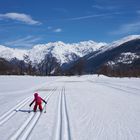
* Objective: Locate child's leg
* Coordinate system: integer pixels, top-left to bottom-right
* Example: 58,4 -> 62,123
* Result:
33,104 -> 37,112
39,103 -> 43,111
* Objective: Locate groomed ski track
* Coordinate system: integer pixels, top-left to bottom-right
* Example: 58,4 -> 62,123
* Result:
53,87 -> 71,140
0,76 -> 140,140
10,88 -> 57,140
0,96 -> 32,126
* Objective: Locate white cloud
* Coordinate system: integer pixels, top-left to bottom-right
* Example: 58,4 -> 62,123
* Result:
110,21 -> 140,35
53,28 -> 62,33
67,14 -> 104,21
47,26 -> 62,33
92,5 -> 117,10
5,36 -> 41,48
66,13 -> 119,21
0,13 -> 41,25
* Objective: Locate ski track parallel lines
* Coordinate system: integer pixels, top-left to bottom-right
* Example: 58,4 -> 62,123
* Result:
54,87 -> 71,140
0,96 -> 31,121
0,96 -> 32,126
10,113 -> 35,140
54,88 -> 63,140
10,87 -> 56,140
98,81 -> 140,91
99,83 -> 140,96
19,88 -> 57,140
62,87 -> 71,140
88,80 -> 140,96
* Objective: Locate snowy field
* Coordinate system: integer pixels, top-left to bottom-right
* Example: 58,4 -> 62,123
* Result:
0,75 -> 140,140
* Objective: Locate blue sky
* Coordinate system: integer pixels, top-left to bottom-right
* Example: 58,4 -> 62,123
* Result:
0,0 -> 140,49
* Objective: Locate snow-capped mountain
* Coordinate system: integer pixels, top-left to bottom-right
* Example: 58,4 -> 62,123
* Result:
0,45 -> 27,61
29,41 -> 106,65
81,35 -> 140,77
109,35 -> 140,49
88,35 -> 140,60
103,35 -> 140,66
0,35 -> 140,76
0,41 -> 106,65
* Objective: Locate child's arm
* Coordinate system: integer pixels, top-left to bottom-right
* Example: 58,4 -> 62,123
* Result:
41,98 -> 47,104
29,99 -> 35,106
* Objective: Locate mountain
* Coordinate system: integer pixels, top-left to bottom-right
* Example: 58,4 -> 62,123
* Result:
0,41 -> 106,75
29,41 -> 106,65
0,41 -> 106,64
78,35 -> 140,77
0,45 -> 27,61
0,35 -> 140,76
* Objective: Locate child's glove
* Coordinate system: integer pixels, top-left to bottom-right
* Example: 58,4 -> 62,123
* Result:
43,99 -> 47,104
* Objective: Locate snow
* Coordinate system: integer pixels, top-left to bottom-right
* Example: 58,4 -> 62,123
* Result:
0,35 -> 140,65
109,35 -> 140,49
28,41 -> 106,65
0,41 -> 106,65
0,76 -> 59,116
116,52 -> 139,64
0,45 -> 27,60
1,35 -> 139,65
0,75 -> 140,140
88,35 -> 140,60
107,52 -> 140,65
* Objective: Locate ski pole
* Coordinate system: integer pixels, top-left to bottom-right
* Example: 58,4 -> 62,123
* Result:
44,103 -> 47,113
28,106 -> 31,113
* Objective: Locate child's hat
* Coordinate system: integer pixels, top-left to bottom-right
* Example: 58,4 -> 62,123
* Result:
34,93 -> 38,96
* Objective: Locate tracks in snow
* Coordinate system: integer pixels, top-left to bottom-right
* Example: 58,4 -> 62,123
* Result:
54,87 -> 71,140
98,82 -> 140,96
0,96 -> 32,126
88,80 -> 140,96
10,87 -> 56,140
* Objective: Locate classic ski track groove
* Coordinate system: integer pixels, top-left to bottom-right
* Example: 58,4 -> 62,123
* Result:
0,96 -> 32,126
98,82 -> 140,96
88,80 -> 140,96
54,87 -> 71,140
99,81 -> 140,91
88,79 -> 138,139
10,87 -> 57,140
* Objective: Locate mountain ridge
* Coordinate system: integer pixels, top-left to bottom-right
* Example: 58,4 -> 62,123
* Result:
0,40 -> 106,65
0,35 -> 140,76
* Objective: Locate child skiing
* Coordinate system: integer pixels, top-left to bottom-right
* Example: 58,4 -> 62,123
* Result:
29,93 -> 47,112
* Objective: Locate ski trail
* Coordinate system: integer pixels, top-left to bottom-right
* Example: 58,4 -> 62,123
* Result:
97,80 -> 140,93
99,81 -> 140,91
54,89 -> 62,140
98,82 -> 140,96
10,87 -> 57,140
54,87 -> 71,140
0,96 -> 32,126
88,80 -> 140,96
62,87 -> 71,140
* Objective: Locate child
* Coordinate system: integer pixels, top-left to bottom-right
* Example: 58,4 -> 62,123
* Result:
29,93 -> 47,112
